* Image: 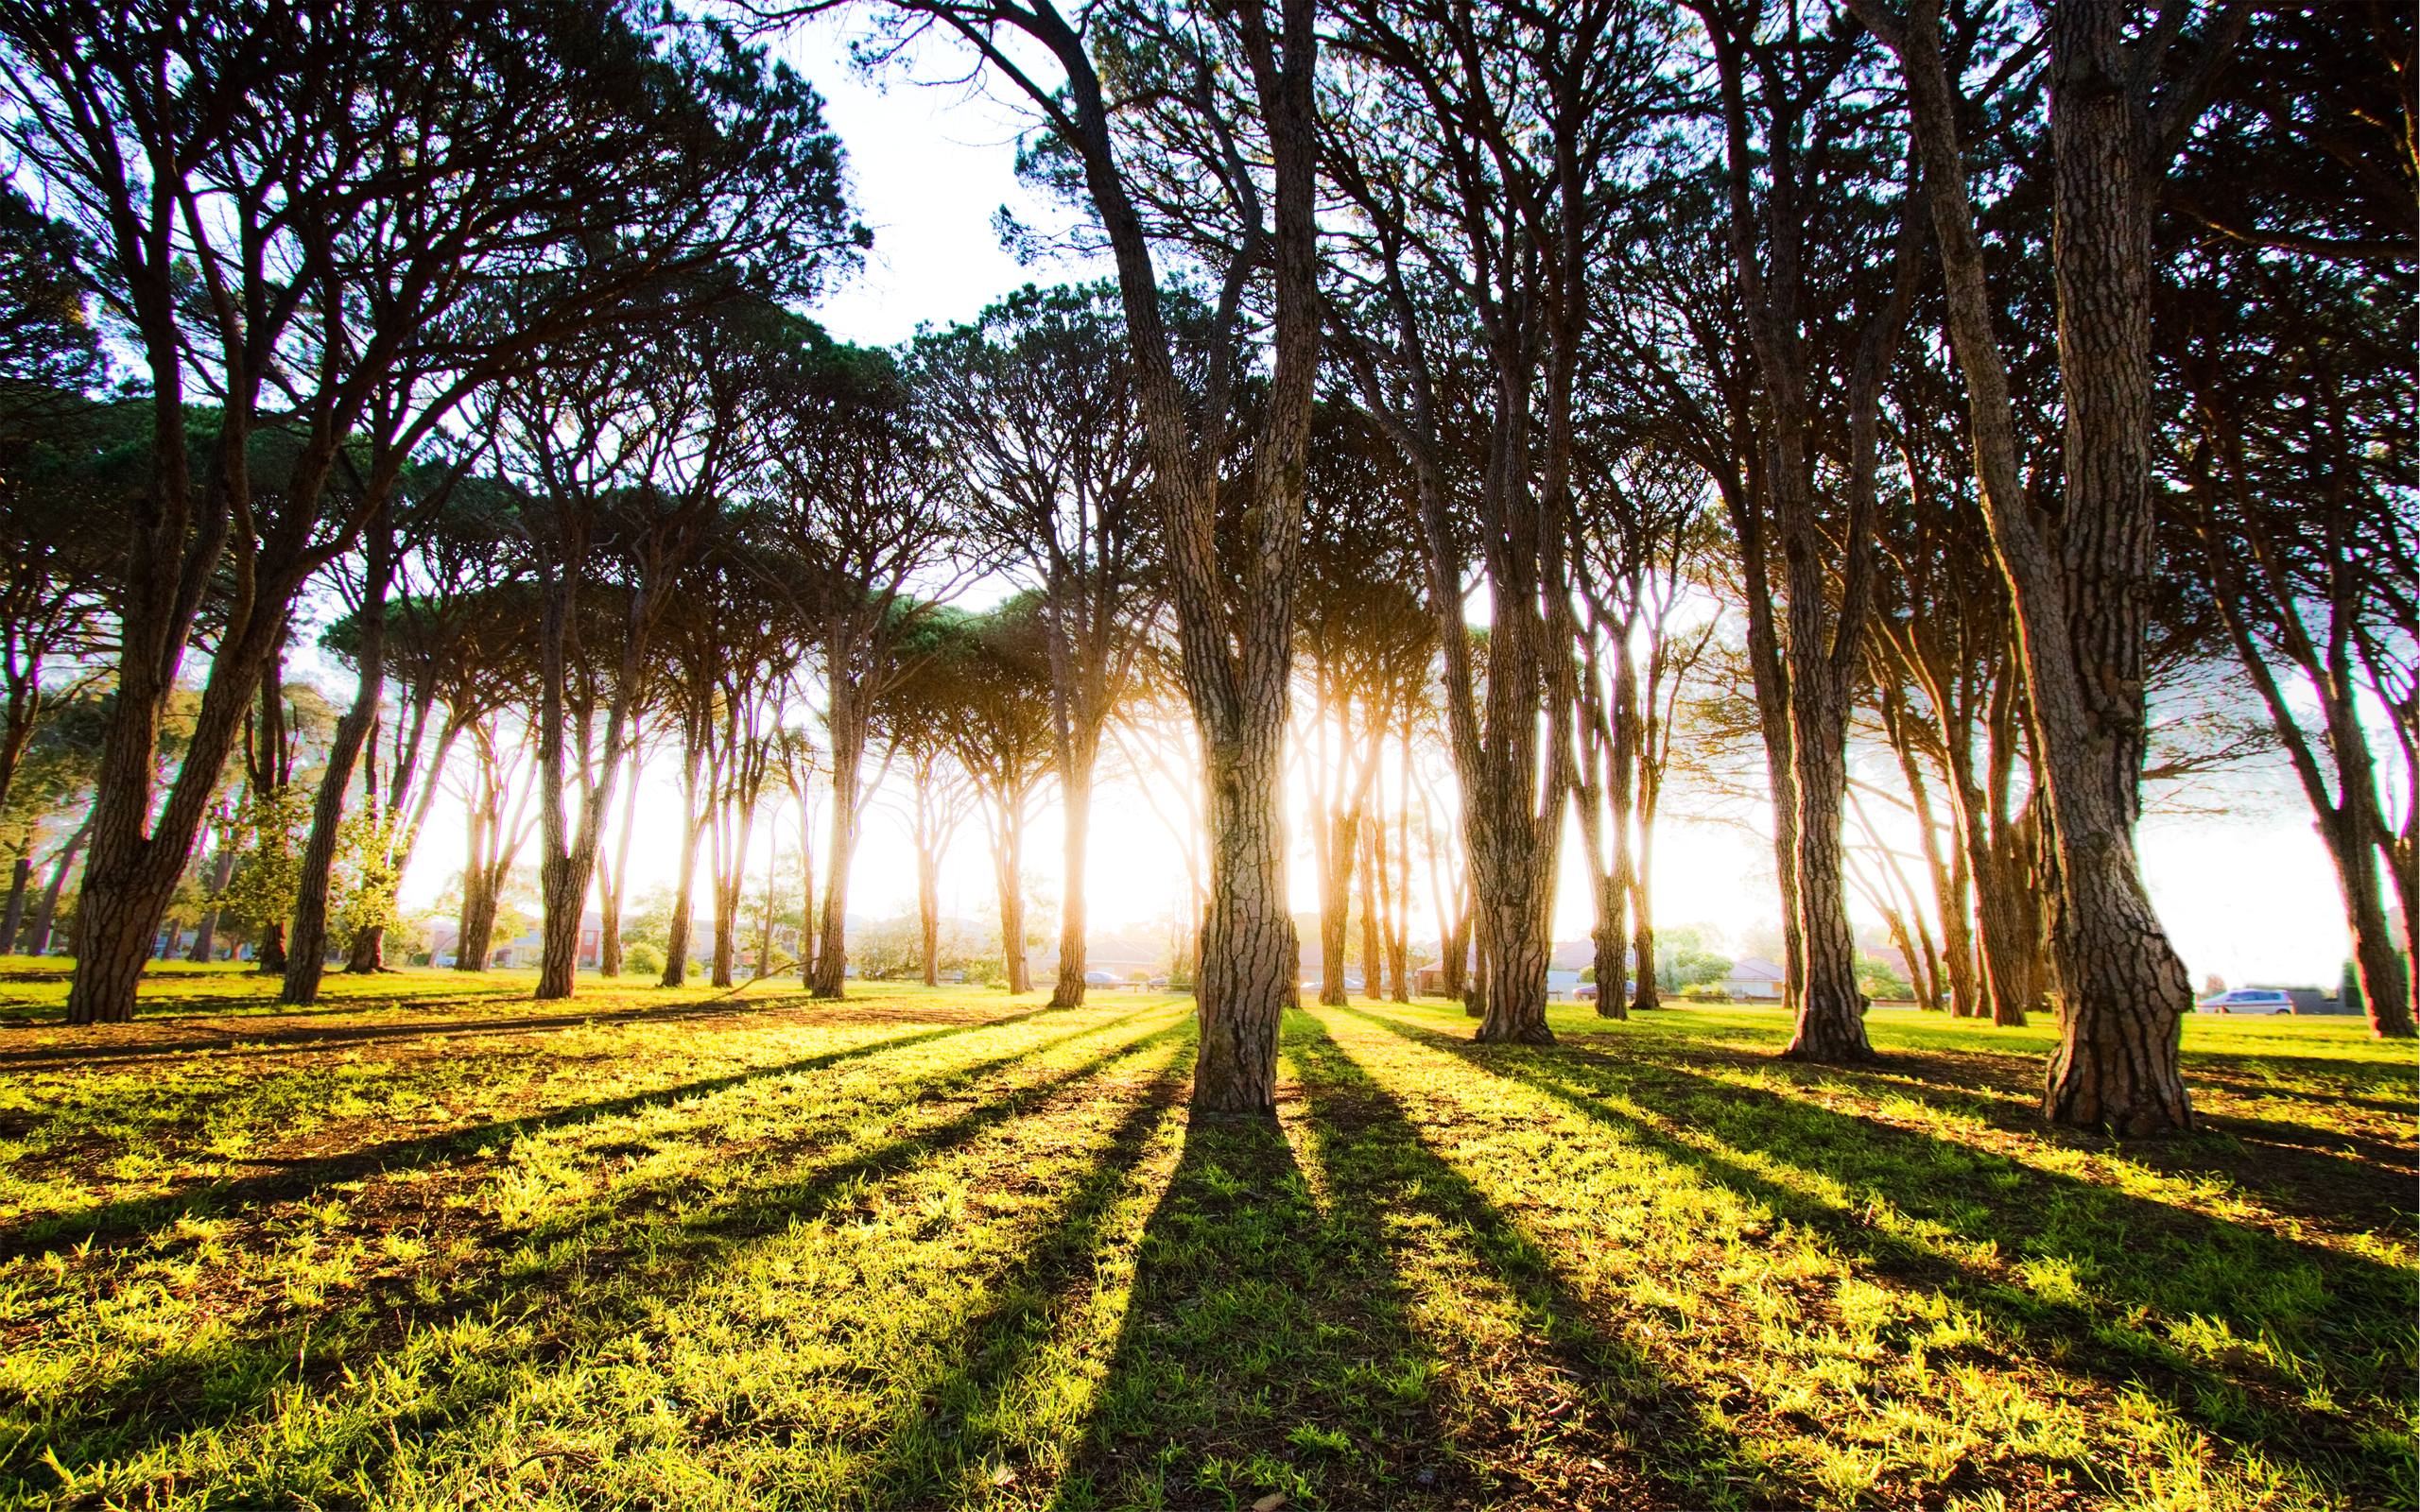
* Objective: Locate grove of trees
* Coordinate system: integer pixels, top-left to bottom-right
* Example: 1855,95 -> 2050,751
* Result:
0,0 -> 2409,1138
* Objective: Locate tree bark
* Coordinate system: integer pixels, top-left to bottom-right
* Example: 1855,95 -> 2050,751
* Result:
1193,721 -> 1297,1112
24,816 -> 90,956
1861,0 -> 2198,1129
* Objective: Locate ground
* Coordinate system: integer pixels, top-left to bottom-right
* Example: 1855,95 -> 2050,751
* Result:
0,962 -> 2410,1511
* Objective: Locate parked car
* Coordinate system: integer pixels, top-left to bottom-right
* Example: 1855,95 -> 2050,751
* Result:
1083,970 -> 1121,987
1576,984 -> 1598,1002
2196,988 -> 2293,1015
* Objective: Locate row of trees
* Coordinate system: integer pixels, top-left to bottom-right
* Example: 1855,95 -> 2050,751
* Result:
0,0 -> 2409,1138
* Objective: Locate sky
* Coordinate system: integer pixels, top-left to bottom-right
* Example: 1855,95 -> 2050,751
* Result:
370,18 -> 2376,992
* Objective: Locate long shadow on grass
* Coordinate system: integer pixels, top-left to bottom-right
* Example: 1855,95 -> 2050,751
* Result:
0,1005 -> 1072,1262
1356,1008 -> 2413,1507
1033,1014 -> 1798,1512
11,1013 -> 1194,1498
852,1048 -> 1195,1506
1283,1015 -> 1806,1511
0,987 -> 1014,1071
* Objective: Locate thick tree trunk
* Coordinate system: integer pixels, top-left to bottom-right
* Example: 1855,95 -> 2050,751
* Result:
345,924 -> 384,973
1475,888 -> 1552,1044
534,847 -> 591,999
1780,676 -> 1875,1062
1871,0 -> 2195,1129
254,922 -> 287,975
1192,725 -> 1296,1112
1049,756 -> 1095,1006
458,886 -> 498,972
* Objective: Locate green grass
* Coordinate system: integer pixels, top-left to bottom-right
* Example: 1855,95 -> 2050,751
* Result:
0,962 -> 2410,1509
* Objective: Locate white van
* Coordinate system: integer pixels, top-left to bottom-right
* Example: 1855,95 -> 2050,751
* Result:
2195,988 -> 2293,1015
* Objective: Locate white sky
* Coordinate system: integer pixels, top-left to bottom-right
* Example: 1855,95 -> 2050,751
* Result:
363,20 -> 2377,991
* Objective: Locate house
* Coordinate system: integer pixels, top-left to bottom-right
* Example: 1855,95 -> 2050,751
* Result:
1721,956 -> 1787,1001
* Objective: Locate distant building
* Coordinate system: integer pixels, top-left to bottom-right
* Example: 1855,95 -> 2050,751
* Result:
1721,956 -> 1787,1001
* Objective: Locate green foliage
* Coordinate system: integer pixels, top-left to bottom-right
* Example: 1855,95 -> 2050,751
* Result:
1677,982 -> 1731,1003
330,808 -> 410,941
1854,954 -> 1914,1001
211,786 -> 310,936
2339,959 -> 2361,1016
621,941 -> 666,978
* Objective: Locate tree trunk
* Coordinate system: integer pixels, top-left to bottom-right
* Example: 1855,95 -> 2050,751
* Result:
1869,0 -> 2196,1130
1317,807 -> 1355,1007
1048,752 -> 1095,1006
918,831 -> 942,988
994,802 -> 1029,993
663,746 -> 706,988
24,817 -> 90,956
1192,723 -> 1296,1113
1358,815 -> 1384,1002
2325,808 -> 2415,1040
2,853 -> 31,954
345,924 -> 384,973
458,885 -> 499,972
810,686 -> 866,999
254,922 -> 286,975
284,521 -> 392,1005
534,847 -> 590,999
187,843 -> 235,962
1780,671 -> 1874,1061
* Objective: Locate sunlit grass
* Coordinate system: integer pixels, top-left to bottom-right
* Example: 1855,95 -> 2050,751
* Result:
0,964 -> 2408,1509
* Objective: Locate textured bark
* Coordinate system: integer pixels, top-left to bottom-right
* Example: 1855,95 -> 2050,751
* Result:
345,924 -> 384,973
1193,726 -> 1296,1113
1865,0 -> 2199,1130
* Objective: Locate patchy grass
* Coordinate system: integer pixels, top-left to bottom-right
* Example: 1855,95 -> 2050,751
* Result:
0,965 -> 2409,1510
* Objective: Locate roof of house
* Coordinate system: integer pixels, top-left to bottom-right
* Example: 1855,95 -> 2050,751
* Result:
1726,956 -> 1787,981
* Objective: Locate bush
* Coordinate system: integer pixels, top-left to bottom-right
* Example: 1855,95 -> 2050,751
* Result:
621,942 -> 666,978
1678,983 -> 1731,1004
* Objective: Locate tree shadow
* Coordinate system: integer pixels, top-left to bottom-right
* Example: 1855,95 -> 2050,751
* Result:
1030,1012 -> 1801,1512
9,1013 -> 1196,1499
0,1005 -> 1080,1262
1354,1008 -> 2413,1507
0,988 -> 1037,1071
850,1049 -> 1195,1505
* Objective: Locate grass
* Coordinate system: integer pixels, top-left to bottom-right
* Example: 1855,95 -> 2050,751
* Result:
0,959 -> 2410,1510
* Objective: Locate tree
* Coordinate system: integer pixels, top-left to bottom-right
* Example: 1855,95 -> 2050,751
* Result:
1849,0 -> 2249,1131
913,281 -> 1161,1009
919,604 -> 1058,994
752,342 -> 968,998
0,0 -> 860,1022
847,0 -> 1323,1110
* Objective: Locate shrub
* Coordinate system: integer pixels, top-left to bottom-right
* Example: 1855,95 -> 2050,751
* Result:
621,942 -> 666,978
1679,983 -> 1731,1004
